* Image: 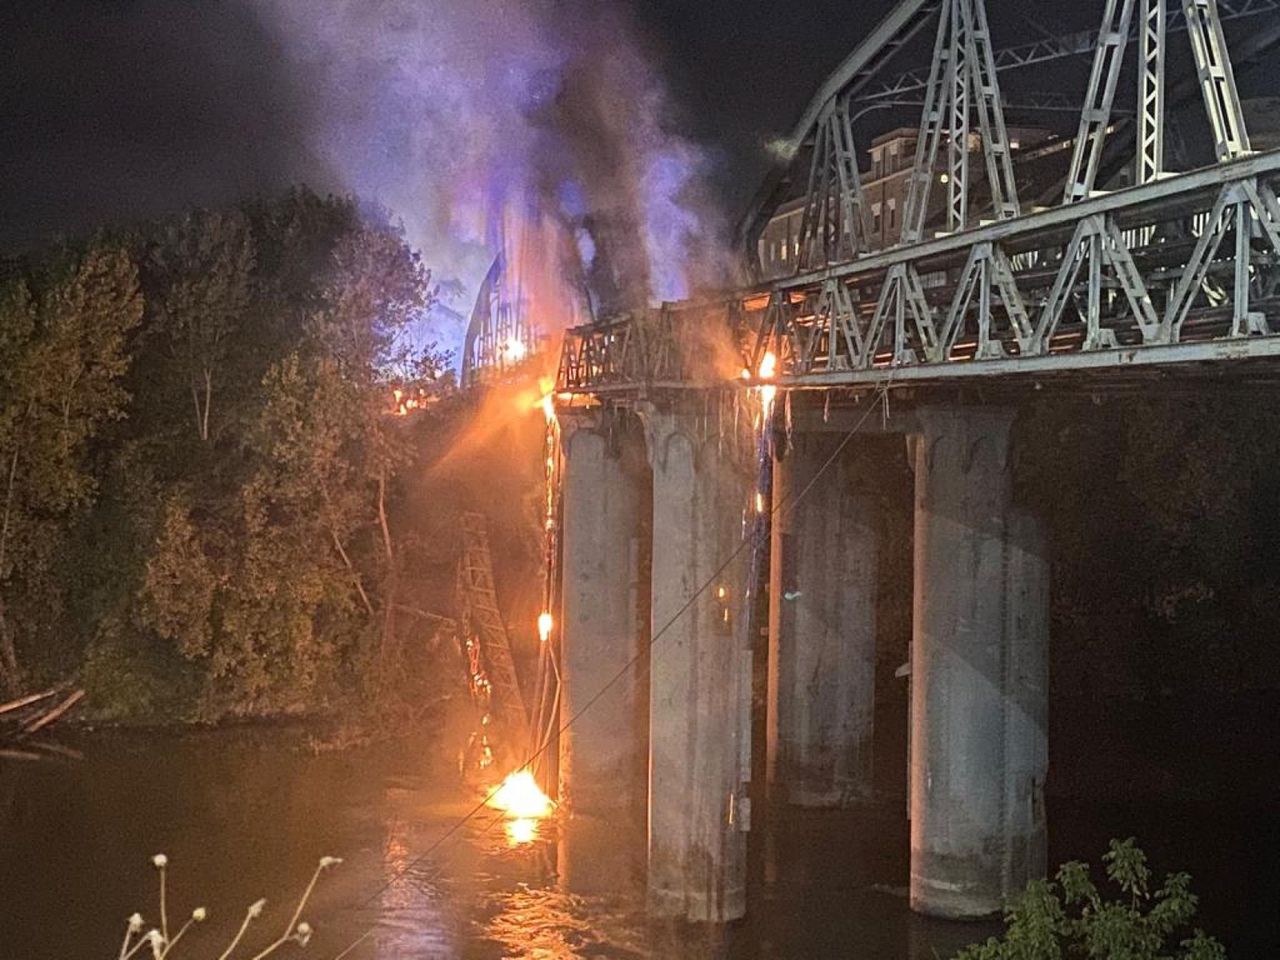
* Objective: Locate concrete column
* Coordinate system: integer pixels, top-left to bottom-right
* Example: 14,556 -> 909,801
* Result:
909,407 -> 1048,918
768,433 -> 878,807
644,407 -> 752,923
559,424 -> 646,823
1002,510 -> 1049,895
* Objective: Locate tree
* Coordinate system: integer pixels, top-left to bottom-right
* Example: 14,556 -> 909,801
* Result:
956,839 -> 1225,960
0,245 -> 140,693
126,196 -> 441,718
147,210 -> 255,442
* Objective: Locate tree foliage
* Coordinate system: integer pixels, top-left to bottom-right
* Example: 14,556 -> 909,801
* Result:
3,188 -> 456,721
956,839 -> 1226,960
0,246 -> 141,693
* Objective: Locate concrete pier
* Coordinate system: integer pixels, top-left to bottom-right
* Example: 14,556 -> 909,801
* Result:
644,408 -> 753,923
559,423 -> 646,823
768,434 -> 879,807
909,407 -> 1048,918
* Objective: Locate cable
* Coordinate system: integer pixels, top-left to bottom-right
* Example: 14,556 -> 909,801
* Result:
331,382 -> 891,954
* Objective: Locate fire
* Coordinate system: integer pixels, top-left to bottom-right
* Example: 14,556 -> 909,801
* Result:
537,611 -> 553,644
487,769 -> 555,819
502,336 -> 528,362
757,350 -> 778,421
388,385 -> 431,416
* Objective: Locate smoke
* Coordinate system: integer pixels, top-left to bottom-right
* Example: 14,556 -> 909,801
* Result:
250,0 -> 731,351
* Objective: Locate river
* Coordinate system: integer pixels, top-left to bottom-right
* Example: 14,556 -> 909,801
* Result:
0,727 -> 1274,959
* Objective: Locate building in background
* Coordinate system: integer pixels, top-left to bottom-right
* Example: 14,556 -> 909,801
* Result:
756,126 -> 1054,281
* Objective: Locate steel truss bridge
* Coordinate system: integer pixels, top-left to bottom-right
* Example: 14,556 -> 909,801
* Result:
546,0 -> 1280,398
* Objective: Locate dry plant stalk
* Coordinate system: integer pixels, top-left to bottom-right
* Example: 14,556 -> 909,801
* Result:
115,854 -> 342,959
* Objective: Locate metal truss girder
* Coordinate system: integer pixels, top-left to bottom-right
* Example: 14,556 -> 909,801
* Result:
1102,218 -> 1162,339
873,91 -> 1136,115
558,152 -> 1280,397
940,240 -> 1036,358
1244,181 -> 1280,253
1065,0 -> 1139,203
1139,0 -> 1168,183
788,149 -> 1280,291
947,0 -> 972,231
799,99 -> 870,270
990,243 -> 1035,346
903,0 -> 956,243
962,0 -> 1020,221
753,293 -> 793,373
1018,214 -> 1160,351
903,0 -> 1019,241
1163,179 -> 1277,337
1183,0 -> 1253,160
862,0 -> 1280,103
813,280 -> 864,370
867,263 -> 940,365
797,116 -> 831,272
1032,219 -> 1093,352
1163,183 -> 1237,337
770,335 -> 1280,389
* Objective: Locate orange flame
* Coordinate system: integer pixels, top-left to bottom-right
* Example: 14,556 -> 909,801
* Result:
487,769 -> 555,818
757,350 -> 778,420
486,769 -> 555,847
502,337 -> 528,362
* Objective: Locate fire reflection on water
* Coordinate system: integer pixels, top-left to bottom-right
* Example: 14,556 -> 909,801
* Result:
506,816 -> 540,845
486,768 -> 556,848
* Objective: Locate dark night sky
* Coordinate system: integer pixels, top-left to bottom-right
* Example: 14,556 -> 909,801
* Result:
0,0 -> 920,255
0,0 -> 1272,258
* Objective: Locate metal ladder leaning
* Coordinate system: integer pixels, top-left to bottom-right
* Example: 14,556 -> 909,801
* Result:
457,512 -> 531,753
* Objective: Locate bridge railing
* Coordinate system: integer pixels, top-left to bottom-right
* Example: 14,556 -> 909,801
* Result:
559,150 -> 1280,395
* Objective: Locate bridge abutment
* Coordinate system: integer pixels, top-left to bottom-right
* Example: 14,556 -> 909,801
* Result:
768,433 -> 878,807
909,407 -> 1048,918
643,406 -> 753,923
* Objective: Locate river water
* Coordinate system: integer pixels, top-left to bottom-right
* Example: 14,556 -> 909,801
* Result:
0,727 -> 1274,959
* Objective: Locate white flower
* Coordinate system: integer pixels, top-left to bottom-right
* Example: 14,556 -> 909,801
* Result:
128,913 -> 144,933
318,856 -> 343,869
146,930 -> 165,959
192,907 -> 207,922
151,854 -> 168,869
248,898 -> 266,919
295,922 -> 313,947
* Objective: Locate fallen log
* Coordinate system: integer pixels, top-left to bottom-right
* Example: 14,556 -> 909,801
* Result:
0,686 -> 84,761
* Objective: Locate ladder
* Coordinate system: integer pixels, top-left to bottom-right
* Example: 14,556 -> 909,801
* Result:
457,512 -> 530,751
